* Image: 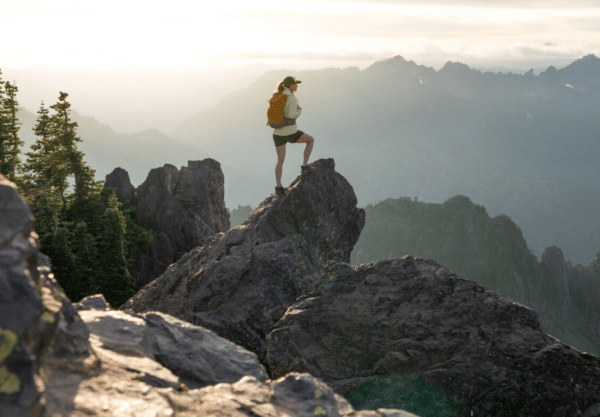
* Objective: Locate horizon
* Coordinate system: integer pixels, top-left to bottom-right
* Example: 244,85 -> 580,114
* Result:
4,54 -> 588,136
3,0 -> 600,133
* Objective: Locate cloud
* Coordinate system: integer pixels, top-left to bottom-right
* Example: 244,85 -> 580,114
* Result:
4,0 -> 600,70
206,51 -> 387,62
331,0 -> 600,7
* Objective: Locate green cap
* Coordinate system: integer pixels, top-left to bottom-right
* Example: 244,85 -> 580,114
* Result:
283,76 -> 301,87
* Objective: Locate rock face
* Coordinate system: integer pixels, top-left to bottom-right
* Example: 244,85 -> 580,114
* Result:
103,167 -> 136,202
349,195 -> 600,356
540,246 -> 600,355
74,294 -> 269,390
105,159 -> 230,287
540,246 -> 574,322
266,258 -> 600,416
122,159 -> 366,364
1,173 -> 408,417
0,175 -> 94,416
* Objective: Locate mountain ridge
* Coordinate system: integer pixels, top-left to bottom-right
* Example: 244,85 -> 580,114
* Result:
166,54 -> 600,266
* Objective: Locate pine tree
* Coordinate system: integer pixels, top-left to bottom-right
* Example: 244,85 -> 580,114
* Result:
97,192 -> 138,307
49,92 -> 95,201
22,101 -> 66,235
19,90 -> 153,306
0,70 -> 9,178
1,81 -> 24,182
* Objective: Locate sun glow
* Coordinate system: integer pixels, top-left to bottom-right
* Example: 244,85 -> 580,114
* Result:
2,0 -> 600,69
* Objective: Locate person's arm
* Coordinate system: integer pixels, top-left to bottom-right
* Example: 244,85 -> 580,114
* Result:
284,95 -> 302,119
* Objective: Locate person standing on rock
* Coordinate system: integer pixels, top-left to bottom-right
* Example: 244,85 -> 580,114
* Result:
271,76 -> 315,195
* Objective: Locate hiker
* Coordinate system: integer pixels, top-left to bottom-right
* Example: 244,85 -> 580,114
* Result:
270,76 -> 315,194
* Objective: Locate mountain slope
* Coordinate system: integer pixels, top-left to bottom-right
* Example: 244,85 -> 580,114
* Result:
18,107 -> 206,186
351,195 -> 600,357
169,55 -> 600,265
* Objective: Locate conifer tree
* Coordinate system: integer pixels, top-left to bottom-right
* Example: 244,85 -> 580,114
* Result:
19,90 -> 153,306
0,70 -> 9,178
97,192 -> 138,307
49,92 -> 96,201
22,101 -> 65,235
24,102 -> 53,175
1,81 -> 23,182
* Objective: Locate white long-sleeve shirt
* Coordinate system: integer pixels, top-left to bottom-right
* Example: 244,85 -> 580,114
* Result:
273,88 -> 302,136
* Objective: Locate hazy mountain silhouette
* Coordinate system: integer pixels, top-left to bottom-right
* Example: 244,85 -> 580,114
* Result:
17,107 -> 264,198
169,55 -> 600,265
352,195 -> 600,356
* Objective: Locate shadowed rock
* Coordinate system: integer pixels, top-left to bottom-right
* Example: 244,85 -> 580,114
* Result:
266,258 -> 600,416
121,158 -> 365,364
104,167 -> 135,202
105,159 -> 230,287
0,175 -> 94,417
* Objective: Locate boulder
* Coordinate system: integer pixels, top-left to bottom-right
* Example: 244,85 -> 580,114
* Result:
266,258 -> 600,416
104,167 -> 135,202
0,175 -> 94,417
46,294 -> 410,417
105,159 -> 230,287
165,372 -> 418,417
75,294 -> 268,389
122,159 -> 366,364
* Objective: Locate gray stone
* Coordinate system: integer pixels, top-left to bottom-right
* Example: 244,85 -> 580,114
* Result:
105,159 -> 230,287
266,257 -> 600,416
164,373 -> 412,417
143,311 -> 268,387
74,294 -> 111,311
122,159 -> 365,365
583,403 -> 600,417
104,167 -> 136,202
173,159 -> 229,237
75,306 -> 268,389
0,175 -> 33,247
0,175 -> 94,417
130,232 -> 177,287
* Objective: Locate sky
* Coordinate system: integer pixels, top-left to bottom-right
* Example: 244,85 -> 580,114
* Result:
3,0 -> 600,133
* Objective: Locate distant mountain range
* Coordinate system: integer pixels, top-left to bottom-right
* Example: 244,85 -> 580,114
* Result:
168,54 -> 600,266
16,106 -> 263,202
15,54 -> 600,266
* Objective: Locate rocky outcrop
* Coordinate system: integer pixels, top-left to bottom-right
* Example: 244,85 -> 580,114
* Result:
1,173 -> 409,417
540,246 -> 574,322
74,294 -> 268,389
105,159 -> 230,287
540,246 -> 600,356
46,294 -> 411,417
122,159 -> 365,364
0,175 -> 95,416
266,258 -> 600,416
103,167 -> 135,202
351,195 -> 600,356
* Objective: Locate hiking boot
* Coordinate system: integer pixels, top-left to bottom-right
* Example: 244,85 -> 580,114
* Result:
301,165 -> 316,174
275,186 -> 286,195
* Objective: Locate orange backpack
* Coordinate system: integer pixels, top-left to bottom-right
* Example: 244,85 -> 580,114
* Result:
267,93 -> 289,128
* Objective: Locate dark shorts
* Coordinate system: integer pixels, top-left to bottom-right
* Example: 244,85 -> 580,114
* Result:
273,130 -> 304,147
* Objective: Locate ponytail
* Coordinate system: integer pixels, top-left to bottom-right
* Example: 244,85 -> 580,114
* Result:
276,82 -> 285,93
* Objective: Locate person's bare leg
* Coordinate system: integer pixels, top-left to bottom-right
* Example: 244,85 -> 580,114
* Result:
275,144 -> 286,187
297,133 -> 314,166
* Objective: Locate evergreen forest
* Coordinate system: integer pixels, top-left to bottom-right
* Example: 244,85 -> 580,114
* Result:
0,70 -> 153,308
